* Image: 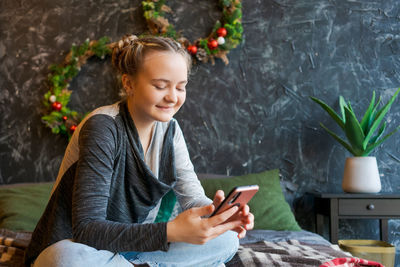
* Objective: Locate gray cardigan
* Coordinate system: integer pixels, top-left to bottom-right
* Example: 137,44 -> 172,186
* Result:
24,101 -> 211,265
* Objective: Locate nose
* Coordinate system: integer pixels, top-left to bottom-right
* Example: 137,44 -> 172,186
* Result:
165,88 -> 178,103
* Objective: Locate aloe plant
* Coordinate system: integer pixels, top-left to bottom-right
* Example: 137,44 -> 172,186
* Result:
310,88 -> 400,156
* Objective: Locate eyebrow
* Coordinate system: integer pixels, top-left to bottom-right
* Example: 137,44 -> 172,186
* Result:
151,79 -> 187,84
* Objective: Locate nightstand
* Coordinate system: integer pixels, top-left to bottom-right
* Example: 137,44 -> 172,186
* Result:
311,192 -> 400,244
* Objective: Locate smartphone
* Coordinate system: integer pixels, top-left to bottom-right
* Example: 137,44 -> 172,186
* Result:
210,185 -> 259,217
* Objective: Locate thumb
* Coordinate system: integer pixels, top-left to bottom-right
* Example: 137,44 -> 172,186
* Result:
190,204 -> 215,217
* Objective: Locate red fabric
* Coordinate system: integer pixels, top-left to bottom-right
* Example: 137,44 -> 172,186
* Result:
320,257 -> 384,267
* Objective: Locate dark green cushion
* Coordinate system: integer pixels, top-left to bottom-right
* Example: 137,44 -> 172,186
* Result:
200,169 -> 301,231
0,182 -> 53,231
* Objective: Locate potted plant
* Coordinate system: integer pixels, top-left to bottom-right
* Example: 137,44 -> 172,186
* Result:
310,88 -> 400,193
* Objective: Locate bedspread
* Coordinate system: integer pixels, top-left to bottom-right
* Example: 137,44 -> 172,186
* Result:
226,239 -> 349,267
0,228 -> 349,267
0,229 -> 31,267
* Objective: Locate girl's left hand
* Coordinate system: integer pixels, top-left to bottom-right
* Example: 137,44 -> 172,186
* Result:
212,190 -> 255,238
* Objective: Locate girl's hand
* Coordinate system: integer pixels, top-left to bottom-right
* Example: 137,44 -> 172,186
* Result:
230,203 -> 254,238
212,190 -> 255,239
166,202 -> 241,244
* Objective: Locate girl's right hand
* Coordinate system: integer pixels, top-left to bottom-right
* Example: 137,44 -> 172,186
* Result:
166,204 -> 241,244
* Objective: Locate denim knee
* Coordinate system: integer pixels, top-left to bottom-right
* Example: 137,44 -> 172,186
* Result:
33,239 -> 132,267
217,231 -> 239,263
33,239 -> 82,267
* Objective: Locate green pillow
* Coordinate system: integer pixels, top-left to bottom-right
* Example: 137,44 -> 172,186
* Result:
200,169 -> 301,231
0,182 -> 53,231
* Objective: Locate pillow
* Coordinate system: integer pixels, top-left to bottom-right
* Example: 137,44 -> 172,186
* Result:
0,182 -> 54,231
200,169 -> 301,231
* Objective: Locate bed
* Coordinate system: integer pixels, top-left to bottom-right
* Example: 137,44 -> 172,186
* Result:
0,169 -> 350,267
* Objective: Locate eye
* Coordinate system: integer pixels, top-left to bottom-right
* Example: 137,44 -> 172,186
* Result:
177,82 -> 187,92
153,84 -> 166,90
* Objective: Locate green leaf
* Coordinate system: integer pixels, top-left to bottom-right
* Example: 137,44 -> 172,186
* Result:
199,39 -> 211,55
152,11 -> 160,18
154,0 -> 166,12
320,123 -> 358,156
93,36 -> 111,57
231,9 -> 242,21
212,20 -> 222,33
369,122 -> 386,145
363,88 -> 400,149
347,101 -> 354,113
363,125 -> 400,156
50,111 -> 63,119
41,115 -> 54,122
44,91 -> 52,100
224,23 -> 235,38
142,1 -> 155,11
339,96 -> 346,122
71,44 -> 78,58
57,94 -> 71,106
310,96 -> 345,129
367,96 -> 381,129
221,0 -> 231,7
60,107 -> 69,114
59,124 -> 67,134
234,21 -> 243,34
360,91 -> 376,135
52,85 -> 62,95
165,25 -> 178,39
51,127 -> 60,134
77,40 -> 89,56
143,10 -> 153,20
223,10 -> 234,24
343,105 -> 365,154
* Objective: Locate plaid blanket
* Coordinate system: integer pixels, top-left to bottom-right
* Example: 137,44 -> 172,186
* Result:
226,239 -> 350,267
0,229 -> 31,267
0,229 -> 350,267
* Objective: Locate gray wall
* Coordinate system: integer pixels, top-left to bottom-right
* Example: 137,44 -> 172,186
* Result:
1,0 -> 399,263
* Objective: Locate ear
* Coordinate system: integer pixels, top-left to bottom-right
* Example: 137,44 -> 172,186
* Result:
121,74 -> 134,96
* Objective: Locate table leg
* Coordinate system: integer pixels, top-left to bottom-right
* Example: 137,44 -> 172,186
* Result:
330,198 -> 339,244
380,219 -> 389,242
316,213 -> 324,236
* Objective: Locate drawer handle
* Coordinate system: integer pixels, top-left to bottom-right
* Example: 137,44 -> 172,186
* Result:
367,204 -> 375,210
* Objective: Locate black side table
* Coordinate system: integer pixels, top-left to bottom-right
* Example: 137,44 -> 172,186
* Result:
311,192 -> 400,244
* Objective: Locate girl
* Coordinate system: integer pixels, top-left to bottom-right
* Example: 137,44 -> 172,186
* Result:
25,35 -> 254,267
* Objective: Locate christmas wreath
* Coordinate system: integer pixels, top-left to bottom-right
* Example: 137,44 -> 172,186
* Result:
142,0 -> 243,64
42,0 -> 243,139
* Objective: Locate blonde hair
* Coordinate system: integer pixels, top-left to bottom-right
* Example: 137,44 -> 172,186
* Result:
112,35 -> 192,98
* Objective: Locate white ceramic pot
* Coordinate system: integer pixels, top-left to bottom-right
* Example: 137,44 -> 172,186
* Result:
342,156 -> 381,193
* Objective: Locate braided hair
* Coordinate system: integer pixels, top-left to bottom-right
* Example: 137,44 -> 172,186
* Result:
112,34 -> 192,76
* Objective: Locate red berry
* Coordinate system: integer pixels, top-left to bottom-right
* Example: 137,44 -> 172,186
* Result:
208,39 -> 218,49
51,101 -> 62,111
217,27 -> 227,37
62,116 -> 68,121
70,125 -> 77,132
187,45 -> 197,55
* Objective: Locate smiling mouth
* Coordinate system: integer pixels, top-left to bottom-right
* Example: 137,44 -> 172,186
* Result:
156,105 -> 174,110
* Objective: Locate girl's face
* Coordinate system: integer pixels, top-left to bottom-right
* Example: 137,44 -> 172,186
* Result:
126,51 -> 188,125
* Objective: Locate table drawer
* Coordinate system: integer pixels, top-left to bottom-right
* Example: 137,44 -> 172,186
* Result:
338,199 -> 400,216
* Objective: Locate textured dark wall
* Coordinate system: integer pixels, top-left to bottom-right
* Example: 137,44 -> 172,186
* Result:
1,0 -> 400,263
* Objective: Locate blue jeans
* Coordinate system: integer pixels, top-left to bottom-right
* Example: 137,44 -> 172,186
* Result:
120,230 -> 238,266
33,231 -> 238,267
